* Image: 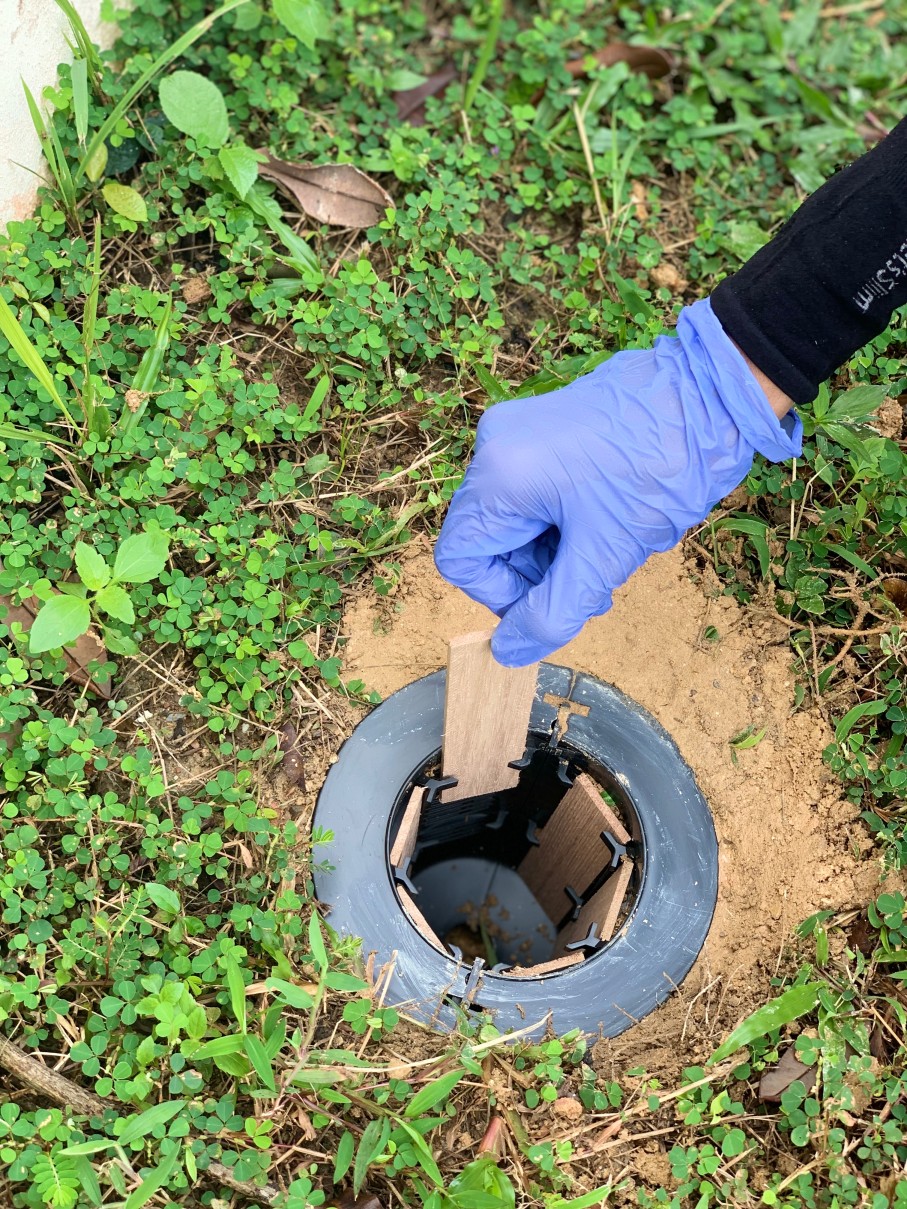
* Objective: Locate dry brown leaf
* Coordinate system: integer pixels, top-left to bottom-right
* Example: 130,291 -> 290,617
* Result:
394,64 -> 458,126
566,41 -> 673,80
0,592 -> 111,697
330,1194 -> 383,1209
258,156 -> 394,228
278,721 -> 307,790
758,1045 -> 817,1102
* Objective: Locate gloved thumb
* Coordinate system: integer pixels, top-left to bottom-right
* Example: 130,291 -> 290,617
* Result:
491,542 -> 612,666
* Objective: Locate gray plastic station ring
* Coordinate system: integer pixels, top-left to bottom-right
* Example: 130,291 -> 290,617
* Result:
312,664 -> 718,1039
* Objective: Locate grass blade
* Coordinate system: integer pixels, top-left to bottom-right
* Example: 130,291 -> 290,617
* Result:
0,292 -> 78,430
710,982 -> 824,1063
463,0 -> 504,113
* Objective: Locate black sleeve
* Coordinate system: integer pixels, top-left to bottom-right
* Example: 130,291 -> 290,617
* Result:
710,116 -> 907,405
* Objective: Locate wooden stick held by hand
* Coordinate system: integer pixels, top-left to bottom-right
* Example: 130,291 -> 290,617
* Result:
441,630 -> 538,803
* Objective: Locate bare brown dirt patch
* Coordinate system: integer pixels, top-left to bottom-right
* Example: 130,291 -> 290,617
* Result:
341,538 -> 895,1068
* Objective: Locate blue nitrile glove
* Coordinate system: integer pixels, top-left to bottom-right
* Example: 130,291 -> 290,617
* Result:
434,298 -> 802,667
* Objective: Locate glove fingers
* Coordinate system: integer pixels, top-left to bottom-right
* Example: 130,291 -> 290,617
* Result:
491,542 -> 612,666
434,485 -> 553,615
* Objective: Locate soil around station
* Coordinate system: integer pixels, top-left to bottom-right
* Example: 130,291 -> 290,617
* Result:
341,538 -> 901,1076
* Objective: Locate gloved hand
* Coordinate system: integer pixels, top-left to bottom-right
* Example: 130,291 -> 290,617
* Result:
434,298 -> 802,666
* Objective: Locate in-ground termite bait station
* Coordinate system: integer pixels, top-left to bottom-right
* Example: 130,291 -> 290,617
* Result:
313,656 -> 718,1040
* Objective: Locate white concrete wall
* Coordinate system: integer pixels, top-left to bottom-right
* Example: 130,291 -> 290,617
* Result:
1,0 -> 116,227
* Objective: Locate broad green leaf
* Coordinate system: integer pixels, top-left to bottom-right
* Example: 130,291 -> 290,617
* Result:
323,971 -> 368,992
834,698 -> 888,742
74,542 -> 110,591
235,2 -> 263,29
353,1118 -> 391,1196
192,1033 -> 246,1059
244,1033 -> 276,1091
404,1069 -> 465,1118
104,628 -> 140,656
385,68 -> 428,91
28,595 -> 91,654
273,0 -> 329,48
123,1144 -> 180,1209
224,955 -> 247,1032
96,584 -> 135,624
144,882 -> 180,915
265,977 -> 315,1009
159,70 -> 229,148
828,384 -> 887,423
119,1100 -> 185,1146
85,140 -> 108,182
218,143 -> 260,198
333,1130 -> 354,1183
309,912 -> 328,971
102,183 -> 148,223
113,530 -> 170,584
710,983 -> 824,1063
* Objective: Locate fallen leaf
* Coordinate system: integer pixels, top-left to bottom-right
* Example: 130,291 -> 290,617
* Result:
330,1195 -> 383,1209
394,64 -> 458,125
258,156 -> 394,228
278,721 -> 307,790
566,41 -> 673,81
0,592 -> 111,697
758,1045 -> 817,1102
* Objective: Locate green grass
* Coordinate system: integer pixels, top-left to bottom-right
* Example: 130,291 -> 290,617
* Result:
0,0 -> 906,1206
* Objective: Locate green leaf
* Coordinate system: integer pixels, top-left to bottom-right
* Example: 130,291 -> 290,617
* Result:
834,698 -> 888,742
144,882 -> 180,915
394,1117 -> 443,1187
449,1156 -> 516,1208
323,971 -> 368,992
309,912 -> 328,971
828,384 -> 887,423
218,143 -> 261,198
272,0 -> 329,48
333,1130 -> 354,1184
28,595 -> 91,654
84,140 -> 108,182
224,955 -> 247,1032
104,628 -> 140,656
123,1144 -> 180,1209
119,1100 -> 186,1146
353,1118 -> 391,1196
95,584 -> 135,624
71,57 -> 89,144
714,518 -> 772,579
235,2 -> 263,30
547,1183 -> 614,1209
264,978 -> 315,1009
405,1069 -> 465,1118
191,1033 -> 247,1059
158,70 -> 229,148
0,293 -> 69,415
710,983 -> 824,1063
244,1033 -> 277,1091
113,530 -> 170,584
102,182 -> 148,222
74,542 -> 110,591
385,68 -> 428,91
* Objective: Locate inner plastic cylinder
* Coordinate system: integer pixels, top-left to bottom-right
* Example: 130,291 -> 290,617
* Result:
392,734 -> 640,972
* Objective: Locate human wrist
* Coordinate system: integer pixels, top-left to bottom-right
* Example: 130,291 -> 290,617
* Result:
730,342 -> 793,420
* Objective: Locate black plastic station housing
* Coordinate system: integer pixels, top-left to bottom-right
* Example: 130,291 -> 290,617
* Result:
312,663 -> 718,1039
